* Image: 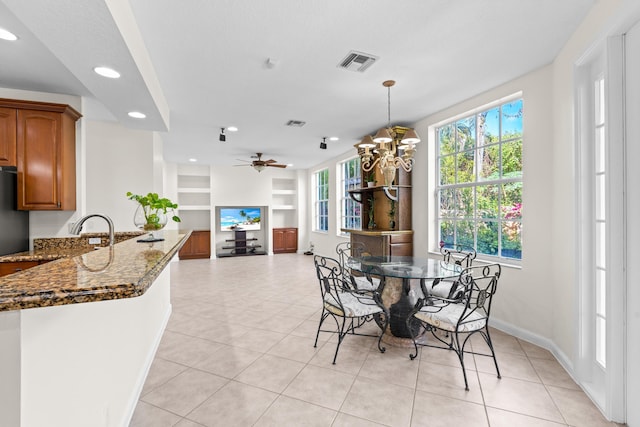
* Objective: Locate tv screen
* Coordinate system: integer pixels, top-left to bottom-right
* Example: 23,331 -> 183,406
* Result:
219,207 -> 261,231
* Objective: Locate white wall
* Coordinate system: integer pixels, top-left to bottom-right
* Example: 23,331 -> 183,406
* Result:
84,120 -> 157,232
412,65 -> 555,340
208,165 -> 300,254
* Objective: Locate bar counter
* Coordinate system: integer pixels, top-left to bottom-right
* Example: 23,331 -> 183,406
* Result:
0,229 -> 191,427
0,230 -> 190,312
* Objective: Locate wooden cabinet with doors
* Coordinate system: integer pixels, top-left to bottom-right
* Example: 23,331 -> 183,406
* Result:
0,98 -> 81,210
178,230 -> 211,260
0,107 -> 17,166
273,227 -> 298,254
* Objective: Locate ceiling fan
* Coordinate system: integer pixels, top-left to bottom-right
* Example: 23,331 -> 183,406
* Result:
235,153 -> 287,172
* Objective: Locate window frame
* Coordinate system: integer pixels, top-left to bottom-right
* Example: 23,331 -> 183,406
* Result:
313,168 -> 329,233
337,156 -> 362,236
433,94 -> 523,262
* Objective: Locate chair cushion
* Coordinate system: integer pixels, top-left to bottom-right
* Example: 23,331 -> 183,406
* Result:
426,279 -> 464,300
414,303 -> 486,332
352,275 -> 380,291
324,292 -> 383,317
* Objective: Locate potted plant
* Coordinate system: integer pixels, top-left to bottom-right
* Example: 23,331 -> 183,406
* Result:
388,199 -> 396,230
127,192 -> 181,242
365,170 -> 377,188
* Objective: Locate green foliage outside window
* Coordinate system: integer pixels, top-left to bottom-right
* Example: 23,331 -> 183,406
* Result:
436,98 -> 523,259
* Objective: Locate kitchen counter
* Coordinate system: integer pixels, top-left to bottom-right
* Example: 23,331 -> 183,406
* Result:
0,230 -> 190,312
0,229 -> 192,427
0,231 -> 145,263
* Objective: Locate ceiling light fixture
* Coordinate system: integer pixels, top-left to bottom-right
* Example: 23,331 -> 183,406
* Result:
357,80 -> 420,188
320,137 -> 327,150
188,158 -> 197,162
227,126 -> 238,132
128,111 -> 146,119
0,28 -> 18,41
93,66 -> 120,78
219,128 -> 226,142
329,137 -> 339,141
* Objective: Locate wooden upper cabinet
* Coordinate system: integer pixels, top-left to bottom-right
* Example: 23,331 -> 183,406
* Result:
0,98 -> 81,210
0,107 -> 17,166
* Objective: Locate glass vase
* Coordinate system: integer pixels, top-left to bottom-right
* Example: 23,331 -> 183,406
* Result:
134,204 -> 167,242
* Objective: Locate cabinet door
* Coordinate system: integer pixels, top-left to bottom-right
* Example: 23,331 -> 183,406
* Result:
17,110 -> 62,210
0,107 -> 17,166
272,229 -> 285,253
284,229 -> 298,251
16,109 -> 76,210
0,261 -> 40,277
179,231 -> 211,259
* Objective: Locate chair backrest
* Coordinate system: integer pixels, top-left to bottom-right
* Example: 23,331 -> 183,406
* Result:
314,255 -> 350,305
336,242 -> 368,270
440,244 -> 477,268
456,263 -> 501,327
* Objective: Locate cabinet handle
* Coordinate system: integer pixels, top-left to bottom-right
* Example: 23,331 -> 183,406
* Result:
57,201 -> 61,208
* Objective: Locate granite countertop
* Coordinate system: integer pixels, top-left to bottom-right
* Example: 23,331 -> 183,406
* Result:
0,231 -> 146,263
0,230 -> 191,312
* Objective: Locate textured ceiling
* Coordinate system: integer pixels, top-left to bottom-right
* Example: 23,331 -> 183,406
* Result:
0,0 -> 595,169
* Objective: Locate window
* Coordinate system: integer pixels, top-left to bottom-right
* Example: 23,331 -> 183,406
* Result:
339,157 -> 362,233
593,76 -> 606,368
435,97 -> 523,260
314,168 -> 329,232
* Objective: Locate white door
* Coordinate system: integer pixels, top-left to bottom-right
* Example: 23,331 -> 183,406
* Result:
625,20 -> 640,427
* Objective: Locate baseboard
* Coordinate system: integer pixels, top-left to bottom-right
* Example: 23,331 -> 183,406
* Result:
490,317 -> 577,386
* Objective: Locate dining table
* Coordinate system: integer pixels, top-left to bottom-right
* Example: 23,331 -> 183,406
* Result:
347,255 -> 462,346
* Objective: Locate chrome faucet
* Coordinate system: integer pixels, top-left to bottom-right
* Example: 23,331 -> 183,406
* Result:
70,214 -> 115,246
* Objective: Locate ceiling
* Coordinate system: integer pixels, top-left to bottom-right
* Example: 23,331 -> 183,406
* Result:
0,0 -> 595,169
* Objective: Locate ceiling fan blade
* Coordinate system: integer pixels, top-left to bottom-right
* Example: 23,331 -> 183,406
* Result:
266,164 -> 287,168
233,164 -> 252,167
235,159 -> 252,163
263,159 -> 277,163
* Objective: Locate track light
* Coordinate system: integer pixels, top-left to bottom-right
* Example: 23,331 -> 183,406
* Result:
219,128 -> 226,142
320,137 -> 327,150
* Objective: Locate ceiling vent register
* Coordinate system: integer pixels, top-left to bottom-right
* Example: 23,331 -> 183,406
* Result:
338,50 -> 378,72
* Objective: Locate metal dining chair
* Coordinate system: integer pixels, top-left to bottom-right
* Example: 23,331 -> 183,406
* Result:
423,244 -> 477,300
335,241 -> 381,292
313,255 -> 389,364
407,263 -> 502,390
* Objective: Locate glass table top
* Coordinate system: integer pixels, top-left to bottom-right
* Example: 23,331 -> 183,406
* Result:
347,255 -> 462,279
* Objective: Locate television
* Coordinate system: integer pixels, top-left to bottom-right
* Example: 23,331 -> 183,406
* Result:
219,207 -> 262,231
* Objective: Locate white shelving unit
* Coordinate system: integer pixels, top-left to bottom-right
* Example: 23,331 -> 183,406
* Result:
177,164 -> 211,231
271,178 -> 297,228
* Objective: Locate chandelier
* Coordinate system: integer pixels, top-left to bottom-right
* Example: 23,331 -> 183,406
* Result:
358,80 -> 420,187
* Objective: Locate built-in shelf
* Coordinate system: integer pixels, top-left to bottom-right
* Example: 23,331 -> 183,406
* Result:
271,177 -> 298,228
177,164 -> 212,231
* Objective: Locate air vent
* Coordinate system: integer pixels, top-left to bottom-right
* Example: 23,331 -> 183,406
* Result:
286,120 -> 306,127
338,50 -> 378,72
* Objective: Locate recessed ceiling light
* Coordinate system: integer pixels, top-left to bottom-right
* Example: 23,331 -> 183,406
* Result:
128,111 -> 146,119
93,66 -> 120,78
0,28 -> 18,41
188,158 -> 197,162
227,126 -> 238,132
329,137 -> 339,141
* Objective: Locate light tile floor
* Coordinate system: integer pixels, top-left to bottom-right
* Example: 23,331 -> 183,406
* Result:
130,254 -> 622,427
